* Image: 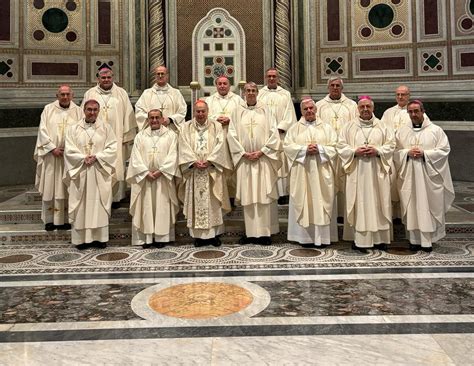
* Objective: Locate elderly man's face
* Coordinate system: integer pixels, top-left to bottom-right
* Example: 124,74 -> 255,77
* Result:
266,70 -> 279,89
98,71 -> 113,90
57,86 -> 73,108
396,86 -> 410,107
148,111 -> 163,130
328,79 -> 343,99
358,100 -> 374,120
407,104 -> 424,124
216,77 -> 230,96
84,102 -> 100,123
301,101 -> 316,122
194,103 -> 208,124
245,86 -> 258,105
155,66 -> 168,87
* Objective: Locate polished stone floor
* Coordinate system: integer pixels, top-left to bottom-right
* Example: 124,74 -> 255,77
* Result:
0,183 -> 473,365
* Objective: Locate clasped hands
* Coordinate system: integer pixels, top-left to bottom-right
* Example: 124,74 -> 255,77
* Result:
244,151 -> 263,161
52,148 -> 64,157
355,145 -> 378,158
146,170 -> 162,181
306,143 -> 319,155
84,155 -> 97,166
217,116 -> 230,126
193,160 -> 210,170
408,147 -> 424,159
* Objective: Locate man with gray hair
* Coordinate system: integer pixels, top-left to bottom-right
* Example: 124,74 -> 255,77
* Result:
228,82 -> 281,245
283,98 -> 337,247
337,96 -> 395,252
34,85 -> 82,231
82,67 -> 137,208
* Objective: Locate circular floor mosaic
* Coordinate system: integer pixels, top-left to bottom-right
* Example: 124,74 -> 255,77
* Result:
148,282 -> 253,319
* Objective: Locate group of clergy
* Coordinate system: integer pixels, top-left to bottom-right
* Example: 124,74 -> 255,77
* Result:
34,66 -> 454,253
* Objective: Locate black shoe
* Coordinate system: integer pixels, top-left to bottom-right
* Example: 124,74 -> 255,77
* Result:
142,243 -> 152,249
238,235 -> 249,244
421,246 -> 433,253
111,202 -> 121,209
57,223 -> 72,231
93,241 -> 107,249
194,238 -> 207,247
277,196 -> 289,205
301,243 -> 315,248
392,218 -> 402,225
259,237 -> 272,246
375,243 -> 387,251
409,244 -> 419,252
45,223 -> 56,231
212,237 -> 222,247
352,243 -> 368,253
153,241 -> 165,249
76,243 -> 89,250
230,198 -> 236,208
337,216 -> 344,224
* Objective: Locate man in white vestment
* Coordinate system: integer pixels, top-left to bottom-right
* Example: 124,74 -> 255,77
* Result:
394,100 -> 454,252
179,100 -> 232,247
64,100 -> 117,250
228,82 -> 281,245
258,68 -> 297,205
284,99 -> 337,248
34,85 -> 82,231
316,77 -> 358,238
135,65 -> 187,131
206,76 -> 243,199
127,109 -> 180,249
82,68 -> 137,207
337,96 -> 395,252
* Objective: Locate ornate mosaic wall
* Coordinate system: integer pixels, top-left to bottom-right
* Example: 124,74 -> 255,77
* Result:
175,0 -> 265,87
314,0 -> 474,85
0,0 -> 132,94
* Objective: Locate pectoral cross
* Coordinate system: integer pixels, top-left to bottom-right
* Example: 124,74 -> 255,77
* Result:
332,115 -> 339,132
220,107 -> 228,116
148,146 -> 160,169
306,135 -> 317,145
246,117 -> 257,140
102,105 -> 109,121
84,140 -> 94,155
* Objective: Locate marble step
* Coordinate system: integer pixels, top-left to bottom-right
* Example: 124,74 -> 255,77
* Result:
0,221 -> 289,246
0,205 -> 289,224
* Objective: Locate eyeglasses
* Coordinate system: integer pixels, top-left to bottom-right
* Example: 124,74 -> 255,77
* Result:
396,93 -> 409,96
156,73 -> 166,76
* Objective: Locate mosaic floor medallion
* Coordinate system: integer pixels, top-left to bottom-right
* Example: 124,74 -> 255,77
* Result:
148,282 -> 253,319
0,254 -> 33,263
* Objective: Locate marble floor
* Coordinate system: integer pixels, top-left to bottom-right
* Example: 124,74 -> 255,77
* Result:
0,182 -> 473,365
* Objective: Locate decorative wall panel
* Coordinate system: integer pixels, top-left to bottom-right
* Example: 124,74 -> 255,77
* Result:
23,55 -> 86,83
417,47 -> 448,76
0,0 -> 19,47
352,0 -> 411,46
91,0 -> 120,51
453,45 -> 474,75
0,54 -> 18,83
451,0 -> 474,40
320,0 -> 346,47
91,56 -> 121,83
353,50 -> 412,79
416,0 -> 446,41
320,52 -> 348,80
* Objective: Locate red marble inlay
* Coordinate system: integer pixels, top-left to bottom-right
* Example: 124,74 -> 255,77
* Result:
327,0 -> 340,42
0,0 -> 11,41
98,0 -> 111,44
31,62 -> 79,76
460,52 -> 474,67
423,0 -> 439,35
360,56 -> 406,71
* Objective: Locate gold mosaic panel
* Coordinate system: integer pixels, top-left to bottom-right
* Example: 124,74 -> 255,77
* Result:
352,0 -> 411,46
25,1 -> 86,50
148,282 -> 253,319
176,0 -> 264,86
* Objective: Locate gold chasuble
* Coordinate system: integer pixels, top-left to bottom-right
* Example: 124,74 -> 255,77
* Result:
179,119 -> 232,239
127,125 -> 180,245
337,117 -> 395,247
64,119 -> 117,244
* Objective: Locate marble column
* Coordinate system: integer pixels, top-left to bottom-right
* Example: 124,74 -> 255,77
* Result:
148,0 -> 165,87
274,0 -> 292,89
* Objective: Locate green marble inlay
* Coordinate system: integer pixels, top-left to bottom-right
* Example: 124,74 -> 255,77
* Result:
42,8 -> 69,33
368,4 -> 394,29
425,55 -> 440,69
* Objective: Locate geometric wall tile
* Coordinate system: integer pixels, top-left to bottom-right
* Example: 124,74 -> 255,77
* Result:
0,0 -> 19,48
353,50 -> 413,79
23,55 -> 86,83
416,0 -> 447,41
0,54 -> 18,83
320,52 -> 348,80
90,56 -> 120,84
418,47 -> 448,76
90,0 -> 120,51
453,45 -> 474,75
352,0 -> 411,46
25,0 -> 86,50
319,0 -> 347,47
451,0 -> 474,40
